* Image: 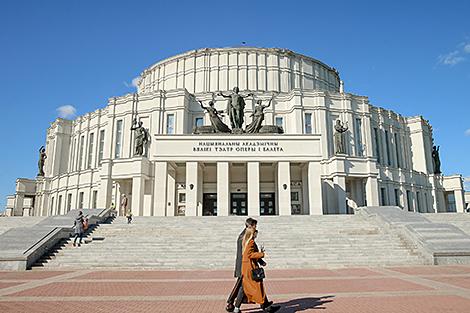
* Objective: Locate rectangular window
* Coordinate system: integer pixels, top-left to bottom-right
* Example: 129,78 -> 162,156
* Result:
58,195 -> 62,214
178,193 -> 186,203
166,114 -> 175,134
67,193 -> 72,212
87,132 -> 94,169
98,129 -> 105,164
50,197 -> 55,215
304,113 -> 312,134
380,187 -> 387,206
447,193 -> 456,212
115,120 -> 123,159
373,128 -> 381,163
78,192 -> 84,209
394,188 -> 400,207
79,135 -> 85,170
394,133 -> 401,168
406,190 -> 413,212
355,118 -> 363,156
92,190 -> 98,209
416,191 -> 421,212
385,130 -> 392,166
275,116 -> 284,129
70,138 -> 76,171
195,117 -> 204,128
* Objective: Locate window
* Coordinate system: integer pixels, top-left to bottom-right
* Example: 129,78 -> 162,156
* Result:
58,195 -> 62,214
50,197 -> 55,215
78,192 -> 84,209
447,192 -> 456,212
166,114 -> 175,134
394,188 -> 400,207
394,133 -> 401,168
406,190 -> 413,212
195,117 -> 203,128
98,129 -> 105,164
115,120 -> 123,158
67,193 -> 72,212
373,128 -> 381,164
87,132 -> 94,169
70,138 -> 76,171
178,193 -> 186,203
416,191 -> 421,212
92,190 -> 98,209
304,113 -> 312,134
385,130 -> 391,166
79,135 -> 85,170
380,187 -> 387,206
275,116 -> 284,129
355,118 -> 363,156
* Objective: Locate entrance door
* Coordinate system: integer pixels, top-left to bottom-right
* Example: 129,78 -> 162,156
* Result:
203,193 -> 217,216
260,193 -> 275,215
231,193 -> 247,215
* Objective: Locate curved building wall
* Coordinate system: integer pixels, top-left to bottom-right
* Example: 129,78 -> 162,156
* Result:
137,47 -> 340,94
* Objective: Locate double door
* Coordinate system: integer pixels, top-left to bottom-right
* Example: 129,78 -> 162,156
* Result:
231,193 -> 247,215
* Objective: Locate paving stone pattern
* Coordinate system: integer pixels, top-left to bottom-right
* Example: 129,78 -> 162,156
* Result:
1,266 -> 470,312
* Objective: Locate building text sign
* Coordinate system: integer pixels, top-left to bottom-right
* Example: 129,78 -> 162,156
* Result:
193,141 -> 284,153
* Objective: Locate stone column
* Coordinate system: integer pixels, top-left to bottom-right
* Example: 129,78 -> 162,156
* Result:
334,176 -> 347,214
308,162 -> 323,215
166,164 -> 176,216
131,176 -> 145,216
455,189 -> 465,213
153,162 -> 168,216
98,160 -> 113,209
186,161 -> 199,216
365,176 -> 380,206
277,161 -> 291,215
247,162 -> 260,216
217,162 -> 230,216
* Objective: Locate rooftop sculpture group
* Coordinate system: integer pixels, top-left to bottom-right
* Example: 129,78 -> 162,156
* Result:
194,87 -> 282,135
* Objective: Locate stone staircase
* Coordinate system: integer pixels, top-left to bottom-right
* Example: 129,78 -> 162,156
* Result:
32,214 -> 429,270
0,217 -> 46,236
424,213 -> 470,236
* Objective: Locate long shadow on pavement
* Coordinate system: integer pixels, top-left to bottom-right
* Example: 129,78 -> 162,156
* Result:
244,296 -> 335,312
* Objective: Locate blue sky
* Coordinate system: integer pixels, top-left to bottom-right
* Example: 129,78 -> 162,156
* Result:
0,0 -> 469,210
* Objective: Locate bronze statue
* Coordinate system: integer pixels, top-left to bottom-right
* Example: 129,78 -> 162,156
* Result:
334,120 -> 348,154
245,97 -> 273,133
131,118 -> 149,156
198,99 -> 231,133
432,145 -> 441,174
38,146 -> 46,176
217,87 -> 253,130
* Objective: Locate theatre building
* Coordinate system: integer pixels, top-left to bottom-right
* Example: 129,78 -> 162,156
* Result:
5,47 -> 467,217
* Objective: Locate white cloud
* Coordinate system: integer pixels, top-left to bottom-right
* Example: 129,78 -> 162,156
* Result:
438,51 -> 465,66
56,105 -> 76,119
463,43 -> 470,54
465,128 -> 470,136
124,76 -> 141,89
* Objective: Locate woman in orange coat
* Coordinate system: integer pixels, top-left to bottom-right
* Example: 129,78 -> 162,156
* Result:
239,228 -> 280,313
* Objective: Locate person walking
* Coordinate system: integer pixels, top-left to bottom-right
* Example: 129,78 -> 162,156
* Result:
73,211 -> 85,247
240,228 -> 279,313
226,218 -> 260,312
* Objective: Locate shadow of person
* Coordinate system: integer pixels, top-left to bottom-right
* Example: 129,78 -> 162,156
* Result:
244,296 -> 335,312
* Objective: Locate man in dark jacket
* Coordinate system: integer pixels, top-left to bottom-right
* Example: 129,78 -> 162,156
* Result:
226,218 -> 266,312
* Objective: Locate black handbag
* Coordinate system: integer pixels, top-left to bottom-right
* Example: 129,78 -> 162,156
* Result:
251,267 -> 265,282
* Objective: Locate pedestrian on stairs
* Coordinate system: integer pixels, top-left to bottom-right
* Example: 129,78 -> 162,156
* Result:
73,211 -> 85,247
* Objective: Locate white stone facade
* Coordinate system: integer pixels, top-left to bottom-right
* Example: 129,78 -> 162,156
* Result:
5,47 -> 466,216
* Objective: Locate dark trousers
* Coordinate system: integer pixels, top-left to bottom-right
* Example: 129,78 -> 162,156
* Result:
73,233 -> 83,244
227,277 -> 242,304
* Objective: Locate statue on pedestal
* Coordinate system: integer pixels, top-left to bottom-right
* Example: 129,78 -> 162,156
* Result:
131,118 -> 149,156
198,99 -> 231,133
334,120 -> 348,154
217,87 -> 253,131
432,145 -> 441,174
38,146 -> 46,176
245,96 -> 274,133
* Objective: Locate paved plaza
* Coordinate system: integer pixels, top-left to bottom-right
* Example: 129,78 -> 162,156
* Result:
1,266 -> 470,312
